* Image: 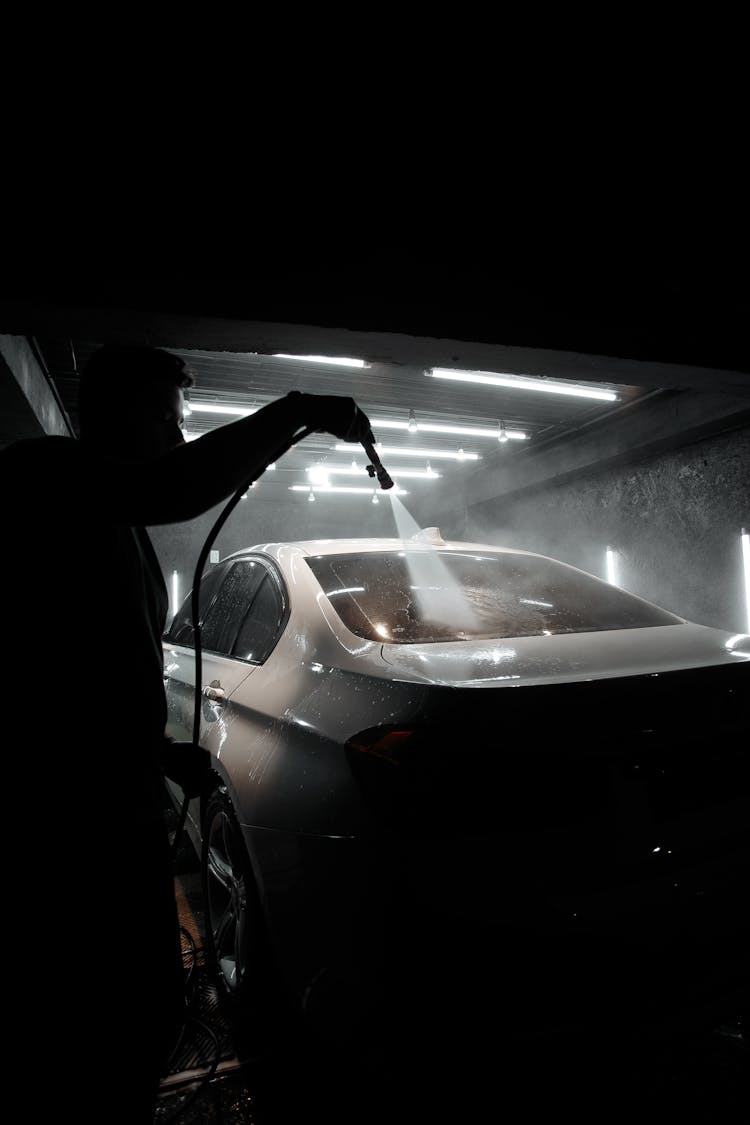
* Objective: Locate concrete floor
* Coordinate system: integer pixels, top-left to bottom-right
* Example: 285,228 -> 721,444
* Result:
154,808 -> 748,1125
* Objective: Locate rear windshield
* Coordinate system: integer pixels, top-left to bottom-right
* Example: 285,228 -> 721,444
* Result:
305,550 -> 681,643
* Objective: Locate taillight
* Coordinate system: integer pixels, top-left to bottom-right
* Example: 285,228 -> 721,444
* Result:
346,728 -> 417,766
345,726 -> 424,827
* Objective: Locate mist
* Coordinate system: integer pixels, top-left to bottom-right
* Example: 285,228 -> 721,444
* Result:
389,494 -> 480,633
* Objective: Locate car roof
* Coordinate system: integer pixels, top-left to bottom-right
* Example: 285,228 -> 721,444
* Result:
232,531 -> 539,559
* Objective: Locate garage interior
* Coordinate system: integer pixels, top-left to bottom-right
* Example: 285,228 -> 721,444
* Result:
0,266 -> 748,1123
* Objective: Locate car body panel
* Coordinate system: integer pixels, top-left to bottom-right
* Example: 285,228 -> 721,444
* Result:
161,535 -> 750,1039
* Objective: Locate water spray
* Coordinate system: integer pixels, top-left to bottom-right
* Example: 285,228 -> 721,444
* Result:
361,432 -> 394,490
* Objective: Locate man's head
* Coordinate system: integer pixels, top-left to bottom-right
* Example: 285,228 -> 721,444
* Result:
78,345 -> 194,461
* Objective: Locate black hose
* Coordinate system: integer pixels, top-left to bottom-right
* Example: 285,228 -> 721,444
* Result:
190,425 -> 316,749
170,791 -> 192,862
156,1014 -> 223,1123
164,419 -> 389,1121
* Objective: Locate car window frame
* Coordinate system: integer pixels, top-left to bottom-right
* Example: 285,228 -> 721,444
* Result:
165,560 -> 231,646
229,556 -> 289,666
167,553 -> 289,664
304,548 -> 683,644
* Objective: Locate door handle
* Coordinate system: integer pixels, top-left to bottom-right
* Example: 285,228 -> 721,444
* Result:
203,685 -> 227,703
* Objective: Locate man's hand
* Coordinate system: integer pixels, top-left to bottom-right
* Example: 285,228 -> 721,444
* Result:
290,392 -> 374,444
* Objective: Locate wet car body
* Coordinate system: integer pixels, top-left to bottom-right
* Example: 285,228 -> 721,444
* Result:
162,535 -> 750,1047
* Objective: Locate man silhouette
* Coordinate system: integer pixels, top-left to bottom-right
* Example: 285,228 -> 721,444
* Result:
0,344 -> 373,1122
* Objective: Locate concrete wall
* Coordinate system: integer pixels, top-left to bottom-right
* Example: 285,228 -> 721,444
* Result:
465,425 -> 750,632
0,335 -> 72,446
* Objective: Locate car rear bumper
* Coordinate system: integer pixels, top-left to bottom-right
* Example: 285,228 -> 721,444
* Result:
243,820 -> 749,1048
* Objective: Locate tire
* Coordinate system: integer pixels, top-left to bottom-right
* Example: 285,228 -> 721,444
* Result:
201,785 -> 296,1054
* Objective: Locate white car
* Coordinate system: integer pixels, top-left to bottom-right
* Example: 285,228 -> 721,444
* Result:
162,529 -> 750,1051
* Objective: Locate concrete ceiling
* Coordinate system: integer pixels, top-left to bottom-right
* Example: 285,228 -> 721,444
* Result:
1,267 -> 748,508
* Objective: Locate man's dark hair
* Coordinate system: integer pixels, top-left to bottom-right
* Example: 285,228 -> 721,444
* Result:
78,345 -> 194,434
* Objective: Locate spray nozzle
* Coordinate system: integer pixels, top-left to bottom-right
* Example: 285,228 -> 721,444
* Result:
361,434 -> 394,489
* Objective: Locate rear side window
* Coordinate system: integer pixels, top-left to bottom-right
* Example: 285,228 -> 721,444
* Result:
306,550 -> 681,644
167,562 -> 227,646
232,574 -> 285,663
168,559 -> 265,653
200,560 -> 266,654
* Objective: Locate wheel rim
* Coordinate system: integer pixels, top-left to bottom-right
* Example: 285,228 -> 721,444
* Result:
205,808 -> 248,994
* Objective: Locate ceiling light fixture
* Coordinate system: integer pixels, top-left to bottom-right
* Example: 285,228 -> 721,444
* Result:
427,368 -> 618,402
273,354 -> 367,368
370,417 -> 527,440
290,485 -> 409,496
334,444 -> 479,461
307,466 -> 330,486
184,403 -> 258,416
307,465 -> 440,480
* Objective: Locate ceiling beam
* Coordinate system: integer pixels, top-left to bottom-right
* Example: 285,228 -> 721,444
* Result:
1,299 -> 749,398
0,334 -> 72,446
444,390 -> 750,508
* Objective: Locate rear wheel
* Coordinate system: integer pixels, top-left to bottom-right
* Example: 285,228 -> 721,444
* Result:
201,786 -> 295,1054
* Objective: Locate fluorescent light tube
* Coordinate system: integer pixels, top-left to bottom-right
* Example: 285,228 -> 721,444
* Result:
334,444 -> 479,461
606,547 -> 617,585
371,418 -> 527,440
742,528 -> 750,633
290,485 -> 408,496
273,354 -> 366,367
307,465 -> 440,480
428,368 -> 618,402
185,403 -> 259,416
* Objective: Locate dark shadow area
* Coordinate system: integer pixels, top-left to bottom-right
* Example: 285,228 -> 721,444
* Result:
162,790 -> 747,1125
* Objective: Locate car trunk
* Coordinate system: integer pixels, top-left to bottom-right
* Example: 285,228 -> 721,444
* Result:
346,659 -> 750,1031
347,657 -> 750,851
379,622 -> 748,685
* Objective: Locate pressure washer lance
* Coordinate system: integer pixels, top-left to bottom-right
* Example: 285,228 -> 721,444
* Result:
362,434 -> 394,489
